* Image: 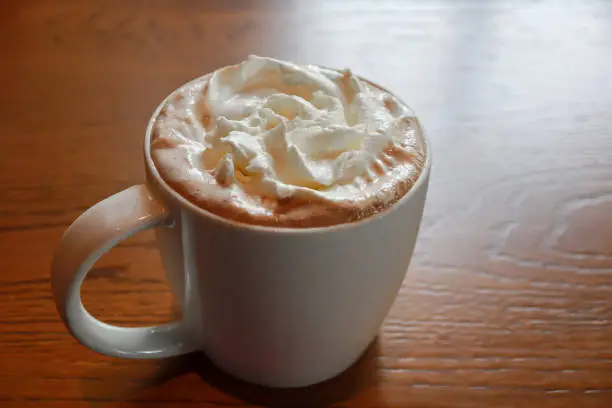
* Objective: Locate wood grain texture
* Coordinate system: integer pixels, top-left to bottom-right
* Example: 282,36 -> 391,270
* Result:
2,0 -> 612,406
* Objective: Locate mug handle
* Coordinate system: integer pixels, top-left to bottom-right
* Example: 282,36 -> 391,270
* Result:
51,184 -> 196,358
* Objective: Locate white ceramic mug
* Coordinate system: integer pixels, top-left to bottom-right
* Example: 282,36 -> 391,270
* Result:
51,77 -> 431,388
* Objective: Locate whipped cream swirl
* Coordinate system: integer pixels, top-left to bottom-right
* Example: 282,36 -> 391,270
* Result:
151,55 -> 424,226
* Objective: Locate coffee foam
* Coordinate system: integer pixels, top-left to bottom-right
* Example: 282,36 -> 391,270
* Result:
151,55 -> 425,227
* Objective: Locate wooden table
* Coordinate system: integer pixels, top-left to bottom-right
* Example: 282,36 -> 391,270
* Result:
2,0 -> 612,406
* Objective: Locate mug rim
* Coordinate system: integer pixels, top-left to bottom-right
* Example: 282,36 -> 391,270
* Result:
143,71 -> 432,235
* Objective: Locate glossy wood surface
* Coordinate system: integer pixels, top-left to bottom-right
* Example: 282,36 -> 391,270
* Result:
2,0 -> 612,406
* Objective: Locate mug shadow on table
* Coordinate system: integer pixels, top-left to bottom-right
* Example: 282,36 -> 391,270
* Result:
83,337 -> 383,407
147,338 -> 381,407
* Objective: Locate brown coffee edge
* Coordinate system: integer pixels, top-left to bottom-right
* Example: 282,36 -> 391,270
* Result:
149,74 -> 427,229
